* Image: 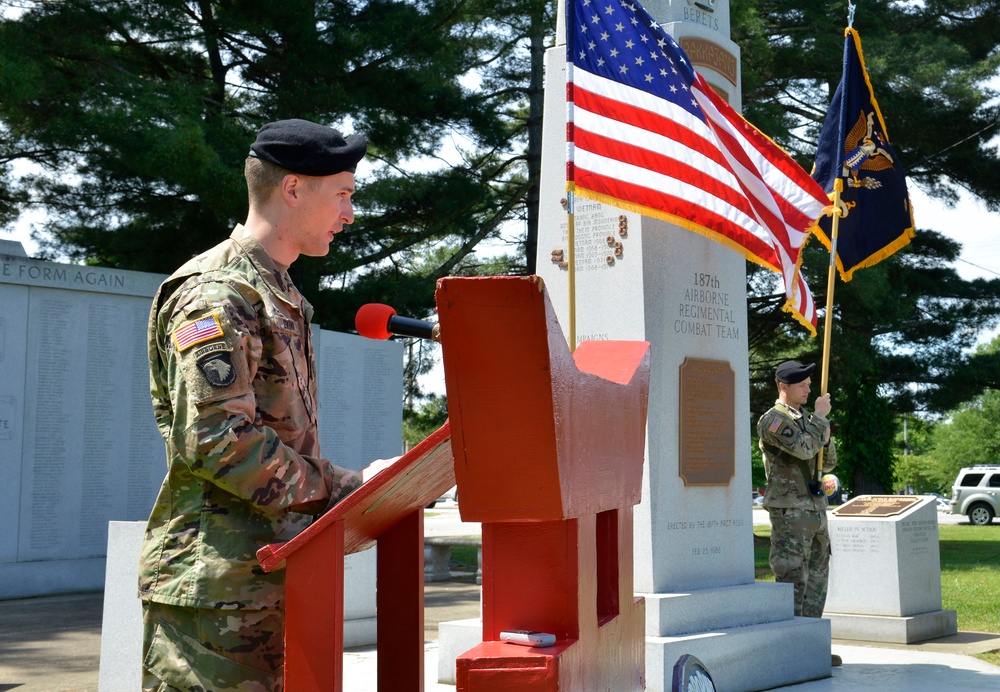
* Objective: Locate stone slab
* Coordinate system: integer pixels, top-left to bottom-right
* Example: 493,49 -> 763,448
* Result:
643,581 -> 793,637
645,616 -> 832,692
98,521 -> 146,692
825,610 -> 958,645
436,618 -> 483,685
0,240 -> 27,257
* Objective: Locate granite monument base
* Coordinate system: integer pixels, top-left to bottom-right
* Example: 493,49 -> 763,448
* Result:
824,610 -> 958,645
646,615 -> 831,692
642,581 -> 831,692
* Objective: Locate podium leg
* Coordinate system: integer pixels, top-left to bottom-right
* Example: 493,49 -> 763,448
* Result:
284,520 -> 346,692
377,508 -> 425,692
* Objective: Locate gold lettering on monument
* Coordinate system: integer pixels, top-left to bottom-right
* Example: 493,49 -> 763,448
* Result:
678,37 -> 738,87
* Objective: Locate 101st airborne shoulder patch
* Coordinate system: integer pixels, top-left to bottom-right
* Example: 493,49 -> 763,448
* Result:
194,342 -> 237,387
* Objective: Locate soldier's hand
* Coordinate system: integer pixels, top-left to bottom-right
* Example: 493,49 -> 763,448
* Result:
814,393 -> 832,417
362,456 -> 401,482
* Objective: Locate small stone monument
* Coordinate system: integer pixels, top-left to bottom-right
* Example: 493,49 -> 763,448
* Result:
825,495 -> 958,643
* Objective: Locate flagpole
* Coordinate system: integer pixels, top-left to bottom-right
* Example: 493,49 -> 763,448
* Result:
566,191 -> 577,352
817,177 -> 844,477
819,178 -> 843,396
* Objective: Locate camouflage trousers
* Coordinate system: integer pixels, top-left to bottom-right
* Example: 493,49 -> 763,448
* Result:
767,507 -> 831,618
141,600 -> 284,691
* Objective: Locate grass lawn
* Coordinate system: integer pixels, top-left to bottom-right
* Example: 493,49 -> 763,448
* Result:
449,544 -> 479,571
753,523 -> 1000,665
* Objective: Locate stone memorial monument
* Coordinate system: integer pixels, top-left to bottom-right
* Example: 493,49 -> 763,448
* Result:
1,242 -> 166,598
826,495 -> 958,643
531,1 -> 831,690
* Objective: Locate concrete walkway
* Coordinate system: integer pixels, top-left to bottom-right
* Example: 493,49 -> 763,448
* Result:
2,585 -> 1000,691
3,505 -> 998,691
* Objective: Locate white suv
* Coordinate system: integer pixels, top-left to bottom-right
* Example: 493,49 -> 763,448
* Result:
949,466 -> 1000,526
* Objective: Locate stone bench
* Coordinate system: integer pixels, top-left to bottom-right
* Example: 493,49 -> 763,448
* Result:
424,536 -> 482,584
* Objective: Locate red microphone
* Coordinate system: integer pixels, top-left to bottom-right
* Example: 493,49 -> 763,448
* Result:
355,303 -> 439,341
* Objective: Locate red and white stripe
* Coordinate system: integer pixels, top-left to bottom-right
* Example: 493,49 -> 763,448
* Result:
567,61 -> 827,333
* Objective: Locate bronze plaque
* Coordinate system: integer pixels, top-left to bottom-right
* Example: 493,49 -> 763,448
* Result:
832,495 -> 923,518
678,358 -> 735,486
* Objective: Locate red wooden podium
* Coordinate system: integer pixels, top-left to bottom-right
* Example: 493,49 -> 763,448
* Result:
437,276 -> 649,691
258,275 -> 650,691
258,422 -> 456,692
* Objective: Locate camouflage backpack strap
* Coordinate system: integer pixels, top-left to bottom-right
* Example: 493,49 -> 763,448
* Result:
775,445 -> 819,486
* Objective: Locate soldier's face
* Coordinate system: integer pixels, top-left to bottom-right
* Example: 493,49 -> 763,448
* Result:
782,377 -> 812,407
293,171 -> 356,257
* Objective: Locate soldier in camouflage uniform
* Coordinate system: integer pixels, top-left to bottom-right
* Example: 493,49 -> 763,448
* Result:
139,119 -> 377,691
757,360 -> 838,623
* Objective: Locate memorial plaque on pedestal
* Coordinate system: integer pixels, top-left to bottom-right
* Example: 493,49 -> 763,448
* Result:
678,358 -> 734,486
826,496 -> 957,642
832,495 -> 922,518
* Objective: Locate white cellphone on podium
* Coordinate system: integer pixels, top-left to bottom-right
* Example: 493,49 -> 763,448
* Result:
499,630 -> 556,647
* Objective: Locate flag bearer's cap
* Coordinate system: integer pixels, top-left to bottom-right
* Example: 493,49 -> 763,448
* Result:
775,361 -> 815,384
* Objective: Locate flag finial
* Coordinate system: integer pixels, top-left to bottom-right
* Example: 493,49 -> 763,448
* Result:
847,1 -> 856,28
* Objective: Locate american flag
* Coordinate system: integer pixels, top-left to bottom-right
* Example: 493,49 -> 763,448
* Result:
173,315 -> 224,351
566,0 -> 828,334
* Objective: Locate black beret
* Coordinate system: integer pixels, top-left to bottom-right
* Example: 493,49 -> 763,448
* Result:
775,360 -> 815,384
249,119 -> 367,176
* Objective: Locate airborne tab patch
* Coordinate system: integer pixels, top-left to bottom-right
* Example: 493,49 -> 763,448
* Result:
173,315 -> 224,352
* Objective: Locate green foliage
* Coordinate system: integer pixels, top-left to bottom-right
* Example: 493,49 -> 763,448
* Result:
0,0 -> 552,315
904,337 -> 1000,493
0,0 -> 554,408
834,374 -> 897,495
927,390 -> 1000,482
749,442 -> 767,491
403,394 -> 448,451
891,453 -> 938,494
892,417 -> 949,493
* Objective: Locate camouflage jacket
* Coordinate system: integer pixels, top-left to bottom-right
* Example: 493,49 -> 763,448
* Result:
139,226 -> 360,611
757,400 -> 837,511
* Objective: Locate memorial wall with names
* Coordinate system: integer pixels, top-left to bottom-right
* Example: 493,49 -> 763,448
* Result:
0,243 -> 403,599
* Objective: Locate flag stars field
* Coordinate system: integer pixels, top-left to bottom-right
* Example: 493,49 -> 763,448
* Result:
566,0 -> 829,334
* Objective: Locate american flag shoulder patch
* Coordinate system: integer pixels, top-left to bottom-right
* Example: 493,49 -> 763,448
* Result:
768,417 -> 783,433
173,314 -> 224,352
